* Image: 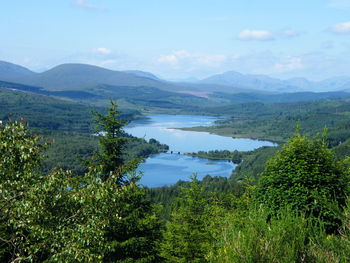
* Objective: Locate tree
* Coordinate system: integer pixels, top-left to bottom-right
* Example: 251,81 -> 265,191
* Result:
160,177 -> 223,263
89,100 -> 136,183
0,102 -> 161,262
0,120 -> 44,261
256,132 -> 350,231
87,101 -> 162,262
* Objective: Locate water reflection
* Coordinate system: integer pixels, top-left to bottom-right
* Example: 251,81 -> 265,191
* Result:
125,115 -> 275,187
137,153 -> 236,187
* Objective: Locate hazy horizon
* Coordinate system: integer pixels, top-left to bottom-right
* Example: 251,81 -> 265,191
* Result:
2,0 -> 350,81
3,59 -> 350,84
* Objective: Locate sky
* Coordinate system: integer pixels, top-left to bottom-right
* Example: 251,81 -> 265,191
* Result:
1,0 -> 350,80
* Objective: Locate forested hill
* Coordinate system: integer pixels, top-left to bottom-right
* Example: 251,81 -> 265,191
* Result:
0,89 -> 141,132
0,79 -> 216,112
2,78 -> 350,115
0,89 -> 169,174
0,89 -> 96,132
2,99 -> 350,262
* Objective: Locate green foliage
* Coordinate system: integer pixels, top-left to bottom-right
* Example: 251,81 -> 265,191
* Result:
41,131 -> 99,174
333,138 -> 350,160
160,177 -> 224,263
209,206 -> 311,263
148,175 -> 243,221
0,102 -> 161,262
0,90 -> 95,133
209,195 -> 350,263
186,99 -> 350,144
233,146 -> 278,181
256,132 -> 350,231
307,200 -> 350,262
188,150 -> 243,163
88,100 -> 133,182
0,90 -> 169,175
212,90 -> 350,105
0,121 -> 43,261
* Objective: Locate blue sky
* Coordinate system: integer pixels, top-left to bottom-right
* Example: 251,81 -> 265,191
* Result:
1,0 -> 350,80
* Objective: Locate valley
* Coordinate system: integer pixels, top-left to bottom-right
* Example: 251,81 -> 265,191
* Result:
4,1 -> 350,261
2,60 -> 350,182
2,59 -> 350,262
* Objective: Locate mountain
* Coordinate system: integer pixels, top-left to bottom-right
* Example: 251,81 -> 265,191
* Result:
0,80 -> 98,100
200,71 -> 301,92
283,78 -> 312,91
124,70 -> 160,80
200,71 -> 350,93
317,76 -> 350,92
0,62 -> 255,95
3,63 -> 180,92
0,60 -> 35,80
2,60 -> 350,94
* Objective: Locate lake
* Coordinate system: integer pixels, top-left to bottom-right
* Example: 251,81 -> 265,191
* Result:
125,115 -> 275,187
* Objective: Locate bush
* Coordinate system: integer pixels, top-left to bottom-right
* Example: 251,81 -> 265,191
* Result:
209,206 -> 310,263
256,132 -> 350,231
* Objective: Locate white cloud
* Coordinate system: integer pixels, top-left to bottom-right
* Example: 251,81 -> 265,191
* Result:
157,50 -> 227,70
93,47 -> 112,55
330,21 -> 350,34
328,0 -> 350,9
237,30 -> 273,41
73,0 -> 107,11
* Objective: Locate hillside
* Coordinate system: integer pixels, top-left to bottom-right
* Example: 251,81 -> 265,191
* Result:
0,79 -> 218,112
0,89 -> 100,132
0,60 -> 35,80
0,89 -> 170,174
3,63 -> 181,91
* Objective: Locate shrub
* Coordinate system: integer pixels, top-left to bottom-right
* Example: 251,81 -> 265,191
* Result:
256,132 -> 350,231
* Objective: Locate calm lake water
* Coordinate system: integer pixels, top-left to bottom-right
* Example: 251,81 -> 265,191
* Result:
125,115 -> 275,187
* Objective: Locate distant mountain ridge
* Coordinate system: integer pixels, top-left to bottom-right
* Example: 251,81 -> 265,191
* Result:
1,60 -> 350,93
199,71 -> 350,92
200,71 -> 292,92
2,63 -> 179,91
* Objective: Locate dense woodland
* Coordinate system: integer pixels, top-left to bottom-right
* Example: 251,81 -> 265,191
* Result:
1,88 -> 350,262
0,90 -> 168,174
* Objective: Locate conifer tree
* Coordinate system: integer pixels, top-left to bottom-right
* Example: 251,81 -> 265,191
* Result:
0,102 -> 162,262
89,100 -> 138,182
160,177 -> 218,263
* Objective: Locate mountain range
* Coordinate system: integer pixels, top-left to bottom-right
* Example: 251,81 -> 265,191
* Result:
199,71 -> 350,93
1,60 -> 350,95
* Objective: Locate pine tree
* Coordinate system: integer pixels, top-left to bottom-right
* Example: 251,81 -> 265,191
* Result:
160,177 -> 217,263
0,102 -> 162,262
89,100 -> 138,182
88,101 -> 162,261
